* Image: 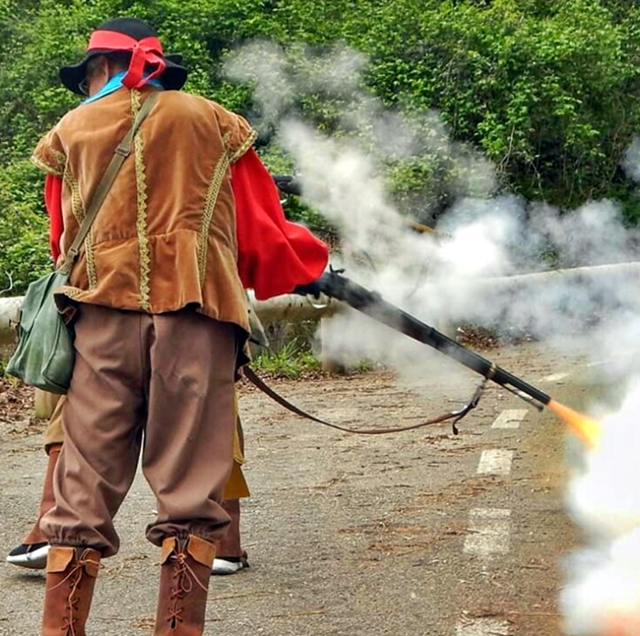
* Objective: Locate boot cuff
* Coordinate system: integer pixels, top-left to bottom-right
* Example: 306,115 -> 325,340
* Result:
187,534 -> 216,567
46,546 -> 75,573
45,546 -> 101,576
160,535 -> 216,567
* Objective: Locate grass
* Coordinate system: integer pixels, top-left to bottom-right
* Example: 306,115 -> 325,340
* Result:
251,338 -> 323,379
251,338 -> 382,379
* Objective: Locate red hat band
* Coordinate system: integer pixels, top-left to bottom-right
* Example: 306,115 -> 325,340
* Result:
87,30 -> 166,89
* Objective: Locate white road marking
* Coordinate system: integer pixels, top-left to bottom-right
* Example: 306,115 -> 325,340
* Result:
455,619 -> 510,635
542,372 -> 569,382
586,359 -> 610,368
477,449 -> 513,476
587,350 -> 640,368
491,409 -> 527,429
463,508 -> 511,556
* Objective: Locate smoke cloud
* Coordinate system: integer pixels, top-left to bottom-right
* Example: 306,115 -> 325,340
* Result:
623,137 -> 640,184
561,380 -> 640,635
225,41 -> 640,375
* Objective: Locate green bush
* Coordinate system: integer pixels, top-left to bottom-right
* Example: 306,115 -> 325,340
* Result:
2,0 -> 640,292
0,160 -> 51,293
361,0 -> 640,211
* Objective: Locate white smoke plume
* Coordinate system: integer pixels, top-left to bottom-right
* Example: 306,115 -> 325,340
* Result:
623,137 -> 640,184
225,40 -> 640,375
561,380 -> 640,635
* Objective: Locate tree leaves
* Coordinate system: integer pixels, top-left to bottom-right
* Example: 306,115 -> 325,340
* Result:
2,0 -> 640,292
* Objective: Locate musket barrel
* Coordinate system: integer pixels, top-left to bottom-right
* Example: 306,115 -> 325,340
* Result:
319,272 -> 552,405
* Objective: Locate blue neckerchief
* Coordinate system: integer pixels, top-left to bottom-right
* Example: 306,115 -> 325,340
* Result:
82,71 -> 163,105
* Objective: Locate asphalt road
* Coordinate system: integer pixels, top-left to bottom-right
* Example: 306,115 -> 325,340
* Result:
0,342 -> 615,635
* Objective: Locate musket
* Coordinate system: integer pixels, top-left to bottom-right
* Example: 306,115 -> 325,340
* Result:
307,269 -> 601,447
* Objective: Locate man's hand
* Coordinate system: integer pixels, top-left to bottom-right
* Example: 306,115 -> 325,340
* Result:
292,271 -> 337,299
273,175 -> 302,196
293,280 -> 322,299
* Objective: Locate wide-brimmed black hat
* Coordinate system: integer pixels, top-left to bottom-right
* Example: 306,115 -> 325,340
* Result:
59,17 -> 188,95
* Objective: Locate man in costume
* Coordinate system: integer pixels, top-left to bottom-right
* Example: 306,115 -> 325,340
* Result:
30,16 -> 327,635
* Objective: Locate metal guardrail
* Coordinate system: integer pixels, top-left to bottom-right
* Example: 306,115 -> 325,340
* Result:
2,261 -> 640,344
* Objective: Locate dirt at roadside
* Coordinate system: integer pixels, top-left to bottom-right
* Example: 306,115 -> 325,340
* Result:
0,377 -> 34,424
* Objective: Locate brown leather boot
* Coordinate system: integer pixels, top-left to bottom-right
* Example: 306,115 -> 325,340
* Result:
41,546 -> 101,636
154,535 -> 215,635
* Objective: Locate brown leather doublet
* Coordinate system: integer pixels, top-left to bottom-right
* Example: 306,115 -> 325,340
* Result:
32,87 -> 257,333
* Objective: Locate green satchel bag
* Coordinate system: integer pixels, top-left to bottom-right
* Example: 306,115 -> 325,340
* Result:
6,92 -> 160,393
7,270 -> 75,393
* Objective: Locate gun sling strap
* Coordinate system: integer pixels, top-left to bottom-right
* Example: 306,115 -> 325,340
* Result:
243,366 -> 488,436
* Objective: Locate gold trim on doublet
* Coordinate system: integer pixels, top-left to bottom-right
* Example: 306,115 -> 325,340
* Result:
229,129 -> 258,164
197,128 -> 257,288
132,91 -> 152,312
30,153 -> 64,177
197,134 -> 232,288
64,169 -> 85,223
65,169 -> 97,289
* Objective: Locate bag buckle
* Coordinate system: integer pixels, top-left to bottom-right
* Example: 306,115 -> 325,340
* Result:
114,144 -> 131,157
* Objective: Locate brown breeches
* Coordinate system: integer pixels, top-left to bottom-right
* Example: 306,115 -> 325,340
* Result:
40,304 -> 238,557
37,394 -> 249,496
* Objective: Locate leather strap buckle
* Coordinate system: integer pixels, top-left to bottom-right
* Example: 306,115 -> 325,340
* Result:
114,144 -> 130,157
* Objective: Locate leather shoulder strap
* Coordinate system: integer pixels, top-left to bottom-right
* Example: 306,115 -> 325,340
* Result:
59,90 -> 160,275
242,366 -> 484,435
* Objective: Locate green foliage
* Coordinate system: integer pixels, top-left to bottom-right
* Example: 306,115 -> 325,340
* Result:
361,0 -> 640,209
251,338 -> 321,379
386,156 -> 457,223
353,358 -> 377,373
0,160 -> 51,292
2,0 -> 640,292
